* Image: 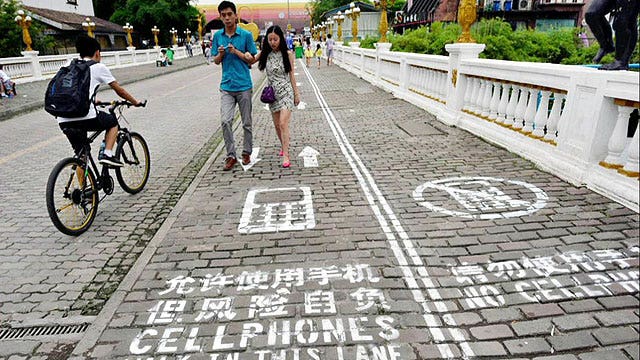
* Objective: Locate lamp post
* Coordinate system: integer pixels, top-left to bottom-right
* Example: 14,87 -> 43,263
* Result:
185,28 -> 191,43
345,2 -> 361,45
82,17 -> 96,38
326,19 -> 334,39
373,0 -> 395,43
196,12 -> 204,45
333,12 -> 345,42
151,25 -> 160,49
170,27 -> 178,47
123,22 -> 134,49
14,10 -> 33,52
320,22 -> 326,41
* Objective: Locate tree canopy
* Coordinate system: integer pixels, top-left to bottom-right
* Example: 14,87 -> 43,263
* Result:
0,0 -> 55,57
110,0 -> 202,45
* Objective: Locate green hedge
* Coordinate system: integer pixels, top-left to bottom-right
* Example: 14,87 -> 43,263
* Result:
360,18 -> 638,65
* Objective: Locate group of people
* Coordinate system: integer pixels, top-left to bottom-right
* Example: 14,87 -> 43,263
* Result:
303,34 -> 335,68
212,0 -> 301,170
155,48 -> 174,67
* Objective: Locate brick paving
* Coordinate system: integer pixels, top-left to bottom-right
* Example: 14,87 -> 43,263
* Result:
1,59 -> 639,359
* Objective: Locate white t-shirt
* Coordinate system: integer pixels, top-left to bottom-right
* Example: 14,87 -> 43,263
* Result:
57,60 -> 116,123
0,70 -> 10,83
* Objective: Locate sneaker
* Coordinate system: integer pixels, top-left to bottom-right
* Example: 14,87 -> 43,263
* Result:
241,153 -> 251,165
223,156 -> 237,171
99,154 -> 124,167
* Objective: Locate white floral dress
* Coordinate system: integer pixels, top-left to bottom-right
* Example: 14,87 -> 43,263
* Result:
266,51 -> 294,113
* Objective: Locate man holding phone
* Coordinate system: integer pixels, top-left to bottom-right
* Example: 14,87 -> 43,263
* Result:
212,0 -> 258,171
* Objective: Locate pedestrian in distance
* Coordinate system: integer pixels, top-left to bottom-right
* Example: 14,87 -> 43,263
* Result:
0,65 -> 16,98
304,42 -> 313,68
252,25 -> 300,168
205,44 -> 212,65
211,0 -> 258,171
156,49 -> 168,67
315,44 -> 322,68
54,35 -> 143,167
326,33 -> 335,66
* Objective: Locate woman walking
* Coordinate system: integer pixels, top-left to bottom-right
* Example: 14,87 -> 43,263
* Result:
254,25 -> 300,168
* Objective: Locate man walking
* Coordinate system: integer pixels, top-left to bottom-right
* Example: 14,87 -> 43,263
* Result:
212,0 -> 258,170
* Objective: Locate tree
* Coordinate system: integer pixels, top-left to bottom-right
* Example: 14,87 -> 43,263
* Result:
308,0 -> 353,26
93,0 -> 127,21
110,0 -> 201,46
0,0 -> 55,57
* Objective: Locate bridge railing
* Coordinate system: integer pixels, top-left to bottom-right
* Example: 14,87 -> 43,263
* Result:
0,45 -> 203,83
334,44 -> 639,211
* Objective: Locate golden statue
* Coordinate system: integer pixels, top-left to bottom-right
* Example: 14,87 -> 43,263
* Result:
238,6 -> 259,41
457,0 -> 477,43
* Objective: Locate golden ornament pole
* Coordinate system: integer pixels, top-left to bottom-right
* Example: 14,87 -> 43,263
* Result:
14,10 -> 33,52
185,28 -> 191,42
374,0 -> 396,43
82,17 -> 96,38
333,12 -> 345,42
151,26 -> 160,48
196,11 -> 204,45
170,28 -> 178,46
123,23 -> 134,47
345,2 -> 361,41
457,0 -> 477,43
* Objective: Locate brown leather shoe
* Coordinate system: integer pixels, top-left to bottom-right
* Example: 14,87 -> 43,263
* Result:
223,157 -> 237,171
241,153 -> 251,165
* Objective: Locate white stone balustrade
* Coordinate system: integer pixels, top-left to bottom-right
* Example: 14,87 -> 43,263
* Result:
332,44 -> 640,210
1,45 -> 202,84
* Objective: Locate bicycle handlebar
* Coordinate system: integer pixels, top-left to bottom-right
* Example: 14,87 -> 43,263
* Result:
95,100 -> 147,109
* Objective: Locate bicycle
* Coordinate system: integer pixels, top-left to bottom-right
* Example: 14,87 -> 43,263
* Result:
46,100 -> 149,236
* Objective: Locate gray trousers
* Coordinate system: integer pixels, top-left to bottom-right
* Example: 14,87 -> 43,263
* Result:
220,89 -> 253,158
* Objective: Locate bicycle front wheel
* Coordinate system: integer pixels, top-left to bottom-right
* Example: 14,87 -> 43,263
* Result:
115,132 -> 150,194
46,158 -> 99,236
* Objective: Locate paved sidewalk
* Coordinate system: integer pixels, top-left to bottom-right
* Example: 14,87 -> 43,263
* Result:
68,62 -> 639,359
0,55 -> 208,121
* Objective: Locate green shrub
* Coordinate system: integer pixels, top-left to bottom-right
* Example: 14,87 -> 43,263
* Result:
379,18 -> 633,65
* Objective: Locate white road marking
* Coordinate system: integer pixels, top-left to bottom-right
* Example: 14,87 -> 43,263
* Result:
298,146 -> 319,167
238,186 -> 315,234
300,60 -> 474,358
239,147 -> 261,171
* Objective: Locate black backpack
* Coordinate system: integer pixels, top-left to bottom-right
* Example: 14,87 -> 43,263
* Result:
44,59 -> 97,118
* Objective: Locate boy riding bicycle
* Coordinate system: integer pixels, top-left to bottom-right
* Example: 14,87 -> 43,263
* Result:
57,35 -> 143,167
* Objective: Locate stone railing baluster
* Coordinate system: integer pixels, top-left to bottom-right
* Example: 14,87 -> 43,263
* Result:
531,90 -> 551,139
600,103 -> 635,169
543,92 -> 564,145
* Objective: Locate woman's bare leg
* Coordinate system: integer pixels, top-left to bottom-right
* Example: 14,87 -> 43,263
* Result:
279,109 -> 292,165
272,111 -> 283,151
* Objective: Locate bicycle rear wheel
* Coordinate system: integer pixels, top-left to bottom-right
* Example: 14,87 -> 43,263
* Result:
115,132 -> 150,194
46,158 -> 99,236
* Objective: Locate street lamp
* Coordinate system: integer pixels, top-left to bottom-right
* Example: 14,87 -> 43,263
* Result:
14,10 -> 33,52
151,25 -> 160,48
123,22 -> 134,48
326,19 -> 334,39
170,27 -> 178,47
333,12 -> 345,42
345,2 -> 361,43
184,28 -> 191,43
81,17 -> 96,38
373,0 -> 395,43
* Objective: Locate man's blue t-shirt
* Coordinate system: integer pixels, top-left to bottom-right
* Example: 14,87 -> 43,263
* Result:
212,27 -> 258,92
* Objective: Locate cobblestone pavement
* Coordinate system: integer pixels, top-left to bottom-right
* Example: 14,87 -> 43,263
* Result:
3,59 -> 640,360
0,55 -> 208,122
0,62 -> 264,358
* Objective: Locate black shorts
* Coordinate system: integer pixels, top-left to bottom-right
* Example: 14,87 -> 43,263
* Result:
59,111 -> 118,155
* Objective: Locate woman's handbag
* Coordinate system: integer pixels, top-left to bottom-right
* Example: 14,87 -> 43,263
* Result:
260,85 -> 276,104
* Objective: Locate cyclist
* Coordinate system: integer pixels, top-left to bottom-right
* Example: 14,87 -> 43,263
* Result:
57,35 -> 143,167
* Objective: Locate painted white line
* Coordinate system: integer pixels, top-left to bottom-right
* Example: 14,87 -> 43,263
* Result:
300,60 -> 474,358
0,134 -> 66,166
